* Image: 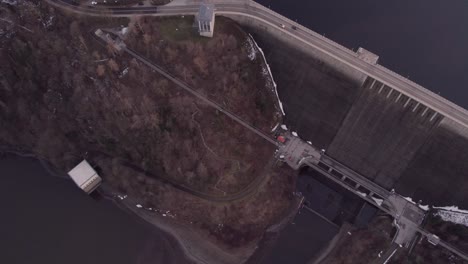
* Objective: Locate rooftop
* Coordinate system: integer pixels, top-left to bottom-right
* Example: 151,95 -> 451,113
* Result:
68,160 -> 99,187
198,2 -> 214,22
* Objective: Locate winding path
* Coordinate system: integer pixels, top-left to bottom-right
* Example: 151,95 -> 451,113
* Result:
46,0 -> 468,131
44,0 -> 468,261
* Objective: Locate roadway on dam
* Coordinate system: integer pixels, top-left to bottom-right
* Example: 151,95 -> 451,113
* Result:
46,0 -> 468,131
50,0 -> 468,208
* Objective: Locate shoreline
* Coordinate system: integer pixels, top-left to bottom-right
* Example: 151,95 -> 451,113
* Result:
246,194 -> 304,263
116,193 -> 255,264
309,223 -> 352,264
0,152 -> 193,263
0,148 -> 259,264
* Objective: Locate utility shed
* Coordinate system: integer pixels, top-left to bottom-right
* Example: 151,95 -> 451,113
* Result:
196,2 -> 215,37
68,160 -> 102,194
356,47 -> 379,65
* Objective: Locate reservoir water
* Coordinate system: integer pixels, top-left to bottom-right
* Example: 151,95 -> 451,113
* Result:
2,1 -> 468,263
255,169 -> 374,264
0,155 -> 191,264
257,0 -> 468,108
248,1 -> 468,260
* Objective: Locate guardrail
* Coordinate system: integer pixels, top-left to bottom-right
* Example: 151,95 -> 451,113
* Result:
216,0 -> 468,129
244,0 -> 468,119
245,1 -> 358,58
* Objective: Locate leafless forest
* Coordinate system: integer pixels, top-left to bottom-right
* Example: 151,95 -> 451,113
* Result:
0,0 -> 294,249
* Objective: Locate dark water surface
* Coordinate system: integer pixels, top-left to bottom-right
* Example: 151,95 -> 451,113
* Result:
0,156 -> 191,264
256,169 -> 374,264
256,0 -> 468,108
260,209 -> 339,264
3,1 -> 468,263
248,1 -> 468,262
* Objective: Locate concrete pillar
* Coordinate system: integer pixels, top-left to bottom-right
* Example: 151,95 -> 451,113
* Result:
404,98 -> 412,108
378,84 -> 384,94
395,93 -> 402,103
421,107 -> 428,117
197,3 -> 215,38
387,88 -> 393,98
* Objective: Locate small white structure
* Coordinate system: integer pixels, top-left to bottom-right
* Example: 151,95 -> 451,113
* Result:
68,160 -> 102,194
95,29 -> 126,51
196,2 -> 215,37
356,47 -> 379,65
428,234 -> 440,246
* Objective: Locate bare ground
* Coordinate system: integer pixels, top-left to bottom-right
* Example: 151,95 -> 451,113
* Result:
104,161 -> 297,264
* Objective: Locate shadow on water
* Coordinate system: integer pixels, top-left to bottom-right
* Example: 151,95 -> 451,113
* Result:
256,166 -> 379,264
0,154 -> 192,264
89,190 -> 103,201
297,167 -> 373,226
259,208 -> 339,264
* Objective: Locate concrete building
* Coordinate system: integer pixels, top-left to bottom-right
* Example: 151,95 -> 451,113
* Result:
68,160 -> 102,194
196,2 -> 215,37
356,47 -> 379,65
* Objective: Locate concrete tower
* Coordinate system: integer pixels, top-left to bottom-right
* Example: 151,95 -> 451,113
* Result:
196,2 -> 215,37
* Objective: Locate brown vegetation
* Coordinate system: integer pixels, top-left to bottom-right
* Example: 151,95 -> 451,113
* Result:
99,156 -> 296,249
124,16 -> 281,132
0,0 -> 293,251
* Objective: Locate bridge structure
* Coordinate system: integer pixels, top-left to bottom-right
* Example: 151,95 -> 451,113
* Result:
49,0 -> 468,261
275,131 -> 468,261
276,131 -> 425,247
94,26 -> 468,261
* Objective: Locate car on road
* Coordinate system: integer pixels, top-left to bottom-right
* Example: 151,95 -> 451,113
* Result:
292,25 -> 297,30
279,24 -> 285,29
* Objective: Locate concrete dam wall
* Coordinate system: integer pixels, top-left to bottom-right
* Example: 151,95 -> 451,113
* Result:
323,78 -> 468,207
230,17 -> 468,207
226,17 -> 363,149
222,14 -> 368,86
327,77 -> 443,189
395,119 -> 468,206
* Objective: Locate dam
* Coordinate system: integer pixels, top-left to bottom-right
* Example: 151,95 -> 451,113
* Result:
236,14 -> 468,208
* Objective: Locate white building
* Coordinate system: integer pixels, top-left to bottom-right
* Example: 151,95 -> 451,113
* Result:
68,160 -> 102,194
196,2 -> 215,37
356,47 -> 379,65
